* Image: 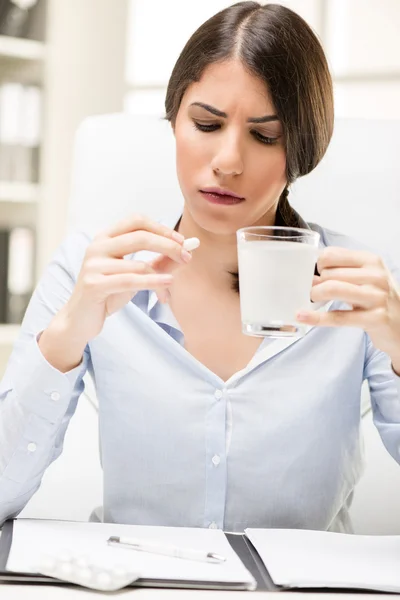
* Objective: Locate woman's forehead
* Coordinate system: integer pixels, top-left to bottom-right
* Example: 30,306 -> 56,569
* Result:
181,59 -> 276,116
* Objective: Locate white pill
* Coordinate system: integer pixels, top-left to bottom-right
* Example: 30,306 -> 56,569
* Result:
60,562 -> 74,575
77,567 -> 92,581
96,571 -> 112,586
75,556 -> 89,568
112,566 -> 127,578
182,237 -> 200,252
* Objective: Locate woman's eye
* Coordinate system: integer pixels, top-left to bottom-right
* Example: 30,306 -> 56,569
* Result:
251,130 -> 278,145
193,121 -> 220,132
193,121 -> 278,144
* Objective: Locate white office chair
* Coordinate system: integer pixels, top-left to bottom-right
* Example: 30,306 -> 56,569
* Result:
21,114 -> 400,533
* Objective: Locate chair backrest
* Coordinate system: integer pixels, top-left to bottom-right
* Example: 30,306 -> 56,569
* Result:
291,118 -> 400,262
67,114 -> 181,235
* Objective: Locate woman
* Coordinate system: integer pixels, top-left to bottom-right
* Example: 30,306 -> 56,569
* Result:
1,2 -> 399,533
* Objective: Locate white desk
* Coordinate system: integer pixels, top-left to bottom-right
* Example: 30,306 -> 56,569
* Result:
0,587 -> 398,599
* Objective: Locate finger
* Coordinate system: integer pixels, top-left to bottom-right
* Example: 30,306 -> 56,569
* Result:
150,252 -> 192,275
312,275 -> 321,286
85,257 -> 156,276
96,272 -> 173,295
319,267 -> 390,291
96,213 -> 184,243
296,307 -> 385,329
318,247 -> 384,272
311,280 -> 387,309
96,231 -> 191,263
157,289 -> 171,304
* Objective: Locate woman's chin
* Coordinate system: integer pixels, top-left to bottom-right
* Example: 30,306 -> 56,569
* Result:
188,206 -> 245,236
183,197 -> 250,235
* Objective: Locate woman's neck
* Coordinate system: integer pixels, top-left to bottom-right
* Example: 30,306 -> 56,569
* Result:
175,209 -> 236,290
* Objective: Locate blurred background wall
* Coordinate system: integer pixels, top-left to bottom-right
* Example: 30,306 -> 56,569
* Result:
125,0 -> 400,120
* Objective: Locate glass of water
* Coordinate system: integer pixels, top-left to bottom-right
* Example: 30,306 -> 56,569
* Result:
237,226 -> 320,338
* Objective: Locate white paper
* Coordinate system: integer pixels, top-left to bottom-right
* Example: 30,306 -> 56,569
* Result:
245,528 -> 400,593
7,520 -> 256,589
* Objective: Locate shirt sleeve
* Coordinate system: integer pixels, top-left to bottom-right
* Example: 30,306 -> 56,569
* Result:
0,229 -> 92,526
364,337 -> 400,466
363,246 -> 400,466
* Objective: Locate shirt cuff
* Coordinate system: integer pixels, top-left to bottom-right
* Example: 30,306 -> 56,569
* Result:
12,332 -> 88,425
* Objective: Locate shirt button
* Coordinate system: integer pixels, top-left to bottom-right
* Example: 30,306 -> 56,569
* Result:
212,454 -> 221,466
27,443 -> 37,453
214,389 -> 223,400
50,391 -> 60,401
209,522 -> 218,529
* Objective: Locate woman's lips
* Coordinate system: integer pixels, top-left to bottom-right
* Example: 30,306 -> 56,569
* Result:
199,190 -> 245,205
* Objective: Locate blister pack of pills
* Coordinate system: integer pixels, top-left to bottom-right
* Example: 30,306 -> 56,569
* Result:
35,552 -> 140,591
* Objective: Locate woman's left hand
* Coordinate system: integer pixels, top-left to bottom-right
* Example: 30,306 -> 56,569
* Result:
296,247 -> 400,373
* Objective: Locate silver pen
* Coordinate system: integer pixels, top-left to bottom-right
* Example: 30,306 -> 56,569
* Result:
107,536 -> 226,564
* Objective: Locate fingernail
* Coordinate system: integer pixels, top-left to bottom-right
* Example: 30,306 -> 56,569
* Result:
181,249 -> 192,263
172,231 -> 185,243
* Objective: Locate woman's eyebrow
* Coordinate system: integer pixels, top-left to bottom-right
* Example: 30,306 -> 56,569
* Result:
190,102 -> 279,123
190,102 -> 227,117
248,114 -> 279,124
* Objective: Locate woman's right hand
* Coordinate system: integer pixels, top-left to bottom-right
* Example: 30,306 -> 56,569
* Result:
55,214 -> 191,345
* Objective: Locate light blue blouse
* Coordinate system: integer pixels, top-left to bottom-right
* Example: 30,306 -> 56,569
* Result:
1,213 -> 400,532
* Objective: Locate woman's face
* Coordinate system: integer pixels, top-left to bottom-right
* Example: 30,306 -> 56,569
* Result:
174,59 -> 287,236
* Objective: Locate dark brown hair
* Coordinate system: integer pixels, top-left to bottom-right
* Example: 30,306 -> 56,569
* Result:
166,2 -> 333,182
166,2 -> 334,288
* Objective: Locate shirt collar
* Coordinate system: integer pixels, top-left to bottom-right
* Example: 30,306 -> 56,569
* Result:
132,207 -> 184,341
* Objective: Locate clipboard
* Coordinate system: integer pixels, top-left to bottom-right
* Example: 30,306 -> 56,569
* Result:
4,519 -> 398,593
0,519 -> 278,592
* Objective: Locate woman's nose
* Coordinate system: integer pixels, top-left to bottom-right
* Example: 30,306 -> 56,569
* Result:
211,136 -> 244,176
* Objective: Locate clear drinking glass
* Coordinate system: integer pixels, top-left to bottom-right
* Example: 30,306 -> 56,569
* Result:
237,226 -> 320,338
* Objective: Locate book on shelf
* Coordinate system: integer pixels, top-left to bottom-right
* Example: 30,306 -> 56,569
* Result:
0,227 -> 8,323
0,0 -> 43,40
0,81 -> 42,183
0,225 -> 35,324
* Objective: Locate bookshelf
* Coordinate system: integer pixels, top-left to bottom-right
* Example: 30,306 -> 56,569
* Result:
0,19 -> 44,349
0,182 -> 39,203
0,35 -> 45,61
0,30 -> 39,346
0,0 -> 128,371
